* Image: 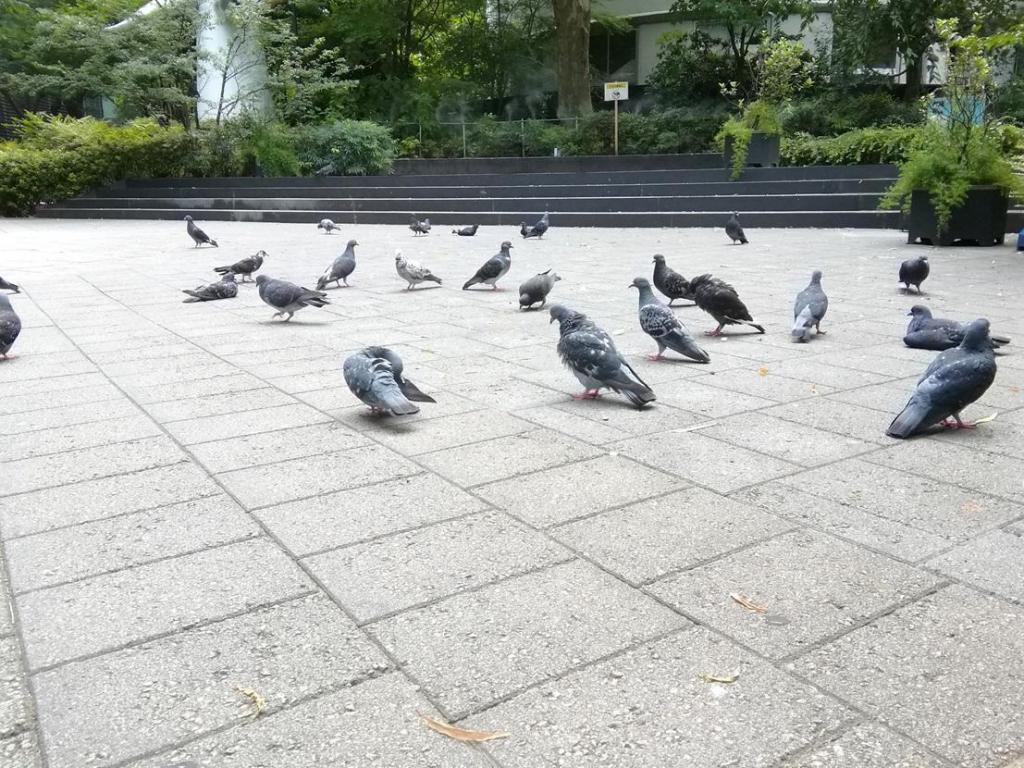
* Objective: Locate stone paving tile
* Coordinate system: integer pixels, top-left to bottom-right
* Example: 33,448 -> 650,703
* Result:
370,560 -> 687,717
611,430 -> 798,493
925,529 -> 1024,602
649,529 -> 940,659
931,408 -> 1024,459
762,357 -> 891,390
734,481 -> 950,562
17,538 -> 312,669
161,402 -> 330,445
419,428 -> 602,488
476,453 -> 683,528
638,377 -> 777,417
0,636 -> 31,743
552,397 -> 701,434
796,585 -> 1024,768
698,412 -> 877,467
783,722 -> 947,767
307,511 -> 571,622
5,495 -> 259,593
553,487 -> 792,583
257,473 -> 487,555
0,462 -> 221,538
0,355 -> 97,384
328,389 -> 481,429
512,404 -> 632,444
469,627 -> 852,768
130,673 -> 489,768
124,371 -> 266,404
188,421 -> 369,474
696,367 -> 834,403
764,397 -> 893,445
0,415 -> 162,463
0,380 -> 121,416
142,387 -> 298,422
216,443 -> 420,510
777,459 -> 1024,540
0,731 -> 40,768
371,409 -> 531,455
0,398 -> 141,436
33,595 -> 385,768
0,566 -> 11,639
0,437 -> 186,497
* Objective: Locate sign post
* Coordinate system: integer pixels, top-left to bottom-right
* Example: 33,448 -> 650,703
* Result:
603,81 -> 629,156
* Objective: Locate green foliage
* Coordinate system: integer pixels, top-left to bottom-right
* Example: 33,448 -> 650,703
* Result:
647,31 -> 734,106
294,119 -> 395,175
716,100 -> 782,179
782,91 -> 923,135
991,74 -> 1024,124
756,38 -> 815,104
781,125 -> 926,165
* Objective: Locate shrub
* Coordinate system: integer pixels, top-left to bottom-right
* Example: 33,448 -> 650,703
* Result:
781,125 -> 925,165
294,119 -> 395,175
782,91 -> 923,136
647,31 -> 734,107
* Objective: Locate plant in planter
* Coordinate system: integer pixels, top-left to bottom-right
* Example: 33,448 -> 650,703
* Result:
881,20 -> 1024,246
718,37 -> 813,179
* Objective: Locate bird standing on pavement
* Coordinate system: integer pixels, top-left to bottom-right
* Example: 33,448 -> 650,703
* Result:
256,276 -> 329,321
651,255 -> 692,306
185,215 -> 218,248
791,270 -> 829,342
463,241 -> 513,290
630,278 -> 709,363
688,274 -> 765,336
725,212 -> 748,244
899,256 -> 930,294
214,251 -> 265,283
394,250 -> 442,290
317,240 -> 357,289
344,346 -> 434,415
0,294 -> 21,360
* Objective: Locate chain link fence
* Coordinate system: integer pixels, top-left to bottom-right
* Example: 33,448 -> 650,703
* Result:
391,117 -> 584,159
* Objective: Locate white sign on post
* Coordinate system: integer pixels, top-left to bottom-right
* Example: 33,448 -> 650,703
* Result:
604,81 -> 629,102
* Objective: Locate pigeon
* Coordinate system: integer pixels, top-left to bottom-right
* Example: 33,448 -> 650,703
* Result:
255,275 -> 329,321
903,305 -> 1010,351
792,270 -> 829,342
725,212 -> 748,244
651,255 -> 692,306
182,273 -> 238,303
549,304 -> 656,409
317,239 -> 357,289
184,215 -> 218,248
394,249 -> 441,290
317,218 -> 339,234
0,276 -> 19,294
629,278 -> 710,363
343,346 -> 434,416
519,270 -> 561,310
214,250 -> 265,282
463,241 -> 513,290
899,256 -> 929,293
887,318 -> 997,438
410,216 -> 431,236
452,224 -> 479,236
0,294 -> 21,360
688,274 -> 765,336
522,212 -> 549,239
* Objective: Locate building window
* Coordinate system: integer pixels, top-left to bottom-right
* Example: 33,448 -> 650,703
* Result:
590,26 -> 637,81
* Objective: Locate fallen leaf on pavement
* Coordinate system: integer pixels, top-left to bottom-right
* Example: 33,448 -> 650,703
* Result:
422,714 -> 510,743
699,673 -> 738,684
972,413 -> 997,425
236,686 -> 267,718
757,367 -> 769,377
730,593 -> 768,614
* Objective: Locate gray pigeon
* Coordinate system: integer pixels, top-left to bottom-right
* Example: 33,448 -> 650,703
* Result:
182,273 -> 238,303
255,275 -> 329,321
463,241 -> 513,290
0,276 -> 19,294
452,224 -> 479,236
394,249 -> 441,290
0,294 -> 21,360
317,239 -> 357,289
725,212 -> 748,244
317,218 -> 339,234
629,278 -> 709,363
522,212 -> 549,239
184,215 -> 218,248
410,216 -> 431,236
887,318 -> 996,438
343,346 -> 434,415
899,256 -> 929,293
688,274 -> 765,336
904,305 -> 1010,351
549,304 -> 656,409
214,250 -> 265,282
652,255 -> 692,306
519,270 -> 561,310
792,270 -> 828,342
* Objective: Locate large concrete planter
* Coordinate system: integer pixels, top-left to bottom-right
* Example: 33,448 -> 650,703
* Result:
907,186 -> 1009,246
723,132 -> 780,171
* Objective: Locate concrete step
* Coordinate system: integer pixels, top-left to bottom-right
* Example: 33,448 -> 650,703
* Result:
389,153 -> 725,174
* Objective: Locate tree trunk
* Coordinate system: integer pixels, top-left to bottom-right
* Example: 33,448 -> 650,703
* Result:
902,51 -> 925,101
552,0 -> 592,119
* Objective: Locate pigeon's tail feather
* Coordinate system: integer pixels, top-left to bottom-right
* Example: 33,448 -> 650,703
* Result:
791,306 -> 814,342
664,331 -> 710,363
380,388 -> 420,416
462,277 -> 479,290
210,239 -> 218,247
424,274 -> 441,284
181,293 -> 202,303
305,296 -> 330,308
213,266 -> 231,275
731,317 -> 765,334
886,401 -> 935,439
316,276 -> 328,291
738,233 -> 748,244
610,362 -> 657,408
399,378 -> 436,403
992,334 -> 1011,347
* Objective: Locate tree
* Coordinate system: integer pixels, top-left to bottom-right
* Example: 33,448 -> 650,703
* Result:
551,0 -> 592,118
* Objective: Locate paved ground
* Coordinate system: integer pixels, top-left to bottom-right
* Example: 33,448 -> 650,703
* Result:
1,218 -> 1023,768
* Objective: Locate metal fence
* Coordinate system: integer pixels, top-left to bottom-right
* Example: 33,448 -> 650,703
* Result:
391,117 -> 584,159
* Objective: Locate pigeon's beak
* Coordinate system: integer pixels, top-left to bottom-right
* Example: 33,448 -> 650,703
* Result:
548,316 -> 555,324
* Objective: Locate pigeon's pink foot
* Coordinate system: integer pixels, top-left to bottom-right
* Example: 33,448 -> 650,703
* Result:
952,415 -> 977,430
571,389 -> 600,400
648,353 -> 662,361
704,328 -> 722,337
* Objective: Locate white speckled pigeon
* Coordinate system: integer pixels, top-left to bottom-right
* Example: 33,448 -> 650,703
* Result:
344,346 -> 434,415
317,239 -> 357,289
904,305 -> 1010,351
0,294 -> 21,360
214,250 -> 265,282
452,224 -> 479,236
182,273 -> 238,303
887,318 -> 997,438
0,276 -> 19,294
463,241 -> 512,290
519,270 -> 561,310
522,212 -> 549,239
410,216 -> 431,236
688,274 -> 765,336
394,249 -> 441,290
256,275 -> 329,321
317,218 -> 339,234
792,270 -> 828,342
899,256 -> 929,293
549,303 -> 656,409
184,215 -> 218,248
725,212 -> 748,244
652,255 -> 692,306
630,278 -> 709,363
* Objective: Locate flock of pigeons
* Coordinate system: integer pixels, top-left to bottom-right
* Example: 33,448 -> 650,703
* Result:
0,210 -> 1006,440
